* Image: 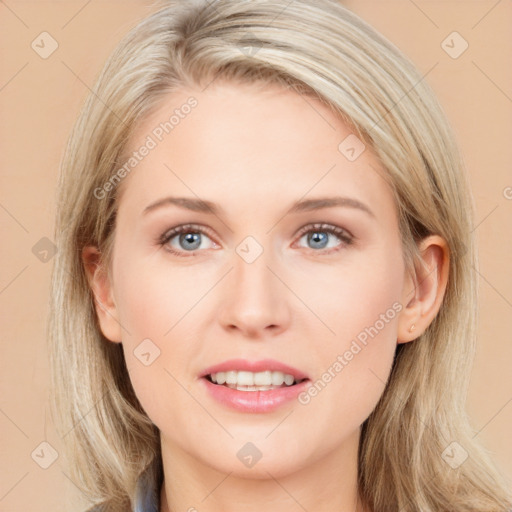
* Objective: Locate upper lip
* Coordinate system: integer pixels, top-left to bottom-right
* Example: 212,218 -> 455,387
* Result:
200,358 -> 309,380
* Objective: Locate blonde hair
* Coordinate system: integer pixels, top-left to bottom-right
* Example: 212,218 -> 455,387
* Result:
49,0 -> 512,510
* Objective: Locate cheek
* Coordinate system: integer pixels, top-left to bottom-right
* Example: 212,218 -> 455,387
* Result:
111,257 -> 215,425
109,259 -> 175,394
113,256 -> 213,343
296,247 -> 403,422
295,243 -> 404,345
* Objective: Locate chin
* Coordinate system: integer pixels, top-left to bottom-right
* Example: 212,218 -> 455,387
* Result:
193,437 -> 315,480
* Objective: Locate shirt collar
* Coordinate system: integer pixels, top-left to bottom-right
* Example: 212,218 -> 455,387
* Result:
134,455 -> 163,512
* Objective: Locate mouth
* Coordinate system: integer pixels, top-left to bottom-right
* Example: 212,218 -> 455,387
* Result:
204,370 -> 308,392
200,360 -> 311,413
200,358 -> 310,393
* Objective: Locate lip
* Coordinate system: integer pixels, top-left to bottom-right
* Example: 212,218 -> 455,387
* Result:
199,358 -> 310,413
200,358 -> 309,380
201,377 -> 310,413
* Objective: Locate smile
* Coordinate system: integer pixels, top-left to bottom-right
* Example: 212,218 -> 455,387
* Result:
200,359 -> 310,412
206,370 -> 306,391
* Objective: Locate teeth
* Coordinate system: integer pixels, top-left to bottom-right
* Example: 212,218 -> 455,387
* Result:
254,370 -> 271,386
210,370 -> 298,388
284,374 -> 294,385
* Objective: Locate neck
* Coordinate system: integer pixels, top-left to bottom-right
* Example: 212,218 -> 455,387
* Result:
159,428 -> 368,512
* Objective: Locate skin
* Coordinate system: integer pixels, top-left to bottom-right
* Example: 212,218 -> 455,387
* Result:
83,80 -> 449,512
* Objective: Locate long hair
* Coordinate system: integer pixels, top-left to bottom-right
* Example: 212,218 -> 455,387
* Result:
48,1 -> 512,510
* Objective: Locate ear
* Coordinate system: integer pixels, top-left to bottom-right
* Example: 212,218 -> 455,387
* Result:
397,235 -> 450,344
82,245 -> 123,343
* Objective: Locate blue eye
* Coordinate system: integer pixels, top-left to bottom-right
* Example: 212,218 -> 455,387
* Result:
174,232 -> 202,251
295,223 -> 353,252
304,231 -> 331,249
159,224 -> 216,256
158,222 -> 353,257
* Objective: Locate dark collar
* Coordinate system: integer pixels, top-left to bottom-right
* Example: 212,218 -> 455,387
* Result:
134,455 -> 163,512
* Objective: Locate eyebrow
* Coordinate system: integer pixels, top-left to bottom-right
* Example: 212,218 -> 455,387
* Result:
142,195 -> 375,218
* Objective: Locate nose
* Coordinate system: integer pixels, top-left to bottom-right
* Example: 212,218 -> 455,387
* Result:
217,247 -> 292,338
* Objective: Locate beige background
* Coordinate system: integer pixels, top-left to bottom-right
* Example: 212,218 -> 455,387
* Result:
1,1 -> 511,510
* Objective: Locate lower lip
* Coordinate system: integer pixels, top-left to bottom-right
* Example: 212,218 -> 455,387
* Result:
201,377 -> 310,413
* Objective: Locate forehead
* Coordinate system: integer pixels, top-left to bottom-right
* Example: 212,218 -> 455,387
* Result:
116,81 -> 395,223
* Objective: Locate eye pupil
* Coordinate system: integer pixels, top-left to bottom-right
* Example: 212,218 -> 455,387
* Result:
180,232 -> 201,250
308,231 -> 328,249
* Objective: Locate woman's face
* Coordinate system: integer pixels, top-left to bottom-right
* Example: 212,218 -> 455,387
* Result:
96,81 -> 416,477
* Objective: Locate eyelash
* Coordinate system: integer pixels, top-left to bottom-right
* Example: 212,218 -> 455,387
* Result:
157,222 -> 354,257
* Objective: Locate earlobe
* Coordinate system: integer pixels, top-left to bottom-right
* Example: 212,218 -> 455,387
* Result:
397,235 -> 450,344
82,246 -> 123,343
